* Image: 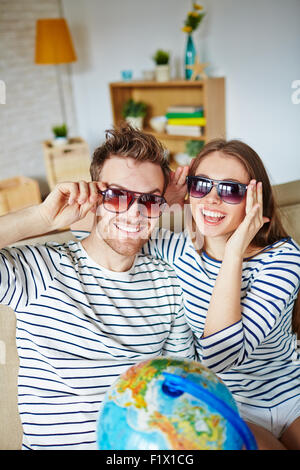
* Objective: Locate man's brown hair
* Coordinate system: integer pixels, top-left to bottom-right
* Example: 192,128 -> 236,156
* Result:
90,123 -> 170,194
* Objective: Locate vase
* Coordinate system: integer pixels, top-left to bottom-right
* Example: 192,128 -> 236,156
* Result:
185,34 -> 196,80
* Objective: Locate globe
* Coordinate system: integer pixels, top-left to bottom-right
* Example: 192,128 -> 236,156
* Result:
97,357 -> 257,450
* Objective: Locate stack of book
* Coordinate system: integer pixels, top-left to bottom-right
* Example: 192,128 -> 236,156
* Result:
165,105 -> 205,137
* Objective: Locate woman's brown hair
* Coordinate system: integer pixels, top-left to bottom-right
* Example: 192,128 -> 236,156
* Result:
189,138 -> 289,248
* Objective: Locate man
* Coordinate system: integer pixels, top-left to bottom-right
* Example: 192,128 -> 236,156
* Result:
0,124 -> 195,450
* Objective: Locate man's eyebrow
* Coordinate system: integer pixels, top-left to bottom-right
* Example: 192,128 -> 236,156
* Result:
109,184 -> 162,194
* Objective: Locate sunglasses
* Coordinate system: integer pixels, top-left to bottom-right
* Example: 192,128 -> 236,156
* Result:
187,176 -> 248,205
99,187 -> 166,219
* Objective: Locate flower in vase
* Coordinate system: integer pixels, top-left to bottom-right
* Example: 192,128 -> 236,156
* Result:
182,4 -> 205,33
182,25 -> 193,33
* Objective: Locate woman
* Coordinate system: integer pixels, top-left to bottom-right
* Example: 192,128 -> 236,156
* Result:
143,139 -> 300,450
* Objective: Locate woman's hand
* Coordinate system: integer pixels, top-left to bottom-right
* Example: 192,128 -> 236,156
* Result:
204,181 -> 270,338
225,180 -> 270,258
164,166 -> 189,208
38,181 -> 105,231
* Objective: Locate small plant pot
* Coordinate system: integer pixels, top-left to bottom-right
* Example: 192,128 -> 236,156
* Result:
125,116 -> 144,130
53,137 -> 68,146
155,65 -> 170,82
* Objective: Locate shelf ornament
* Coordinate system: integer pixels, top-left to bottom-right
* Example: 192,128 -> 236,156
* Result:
182,3 -> 206,80
186,56 -> 209,81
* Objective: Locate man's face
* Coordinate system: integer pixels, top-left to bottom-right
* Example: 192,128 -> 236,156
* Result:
95,156 -> 165,257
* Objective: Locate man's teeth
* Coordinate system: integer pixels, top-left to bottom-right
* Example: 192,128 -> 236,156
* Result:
116,224 -> 140,232
202,209 -> 225,219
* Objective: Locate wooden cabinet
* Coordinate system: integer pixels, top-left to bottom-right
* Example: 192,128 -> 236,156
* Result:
109,79 -> 225,167
0,176 -> 41,216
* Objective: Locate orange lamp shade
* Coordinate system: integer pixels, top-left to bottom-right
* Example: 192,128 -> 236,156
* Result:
35,18 -> 77,64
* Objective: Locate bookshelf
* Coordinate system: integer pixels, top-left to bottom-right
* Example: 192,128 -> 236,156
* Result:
109,78 -> 226,168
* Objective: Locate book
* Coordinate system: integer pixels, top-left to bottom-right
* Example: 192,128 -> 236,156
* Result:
166,124 -> 203,137
167,105 -> 203,113
166,111 -> 204,119
167,117 -> 206,126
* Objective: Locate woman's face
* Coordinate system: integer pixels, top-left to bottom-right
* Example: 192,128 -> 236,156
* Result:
190,151 -> 250,240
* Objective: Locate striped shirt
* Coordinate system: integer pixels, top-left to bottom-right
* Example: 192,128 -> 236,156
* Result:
142,227 -> 300,409
0,240 -> 195,450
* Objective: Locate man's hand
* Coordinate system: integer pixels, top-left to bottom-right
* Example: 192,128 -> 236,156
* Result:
164,166 -> 189,208
38,181 -> 104,231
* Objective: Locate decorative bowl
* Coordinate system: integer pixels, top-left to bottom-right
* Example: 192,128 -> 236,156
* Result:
149,116 -> 167,133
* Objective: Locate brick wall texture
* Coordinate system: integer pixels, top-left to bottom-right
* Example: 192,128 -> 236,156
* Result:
0,0 -> 77,197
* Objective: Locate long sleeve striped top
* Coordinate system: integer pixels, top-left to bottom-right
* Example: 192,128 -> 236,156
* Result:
0,240 -> 195,450
142,228 -> 300,409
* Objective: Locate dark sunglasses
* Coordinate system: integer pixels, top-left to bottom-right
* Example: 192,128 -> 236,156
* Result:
187,176 -> 248,205
99,187 -> 166,218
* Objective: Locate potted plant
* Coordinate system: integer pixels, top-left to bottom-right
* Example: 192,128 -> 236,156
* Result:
152,49 -> 170,82
174,139 -> 204,165
122,98 -> 147,129
52,123 -> 68,146
185,139 -> 204,158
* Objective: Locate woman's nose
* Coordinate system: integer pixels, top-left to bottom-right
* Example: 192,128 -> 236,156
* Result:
203,185 -> 221,204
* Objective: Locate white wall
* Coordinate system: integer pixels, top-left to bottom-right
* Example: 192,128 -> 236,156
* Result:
0,0 -> 76,196
63,0 -> 300,185
1,0 -> 299,192
203,0 -> 300,184
62,0 -> 189,152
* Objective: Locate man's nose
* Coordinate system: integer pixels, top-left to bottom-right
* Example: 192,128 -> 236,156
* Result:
126,198 -> 142,218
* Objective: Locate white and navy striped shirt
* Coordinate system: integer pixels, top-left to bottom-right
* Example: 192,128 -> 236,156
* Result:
142,227 -> 300,409
0,240 -> 195,450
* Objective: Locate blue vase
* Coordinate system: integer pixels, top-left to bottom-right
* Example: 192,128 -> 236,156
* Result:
185,34 -> 196,80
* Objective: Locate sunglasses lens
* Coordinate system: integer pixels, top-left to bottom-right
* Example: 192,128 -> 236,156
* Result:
188,177 -> 246,204
218,182 -> 245,204
138,194 -> 165,218
188,178 -> 211,198
103,189 -> 165,218
103,189 -> 132,213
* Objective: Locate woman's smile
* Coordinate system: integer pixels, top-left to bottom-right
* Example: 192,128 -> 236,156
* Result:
201,206 -> 227,225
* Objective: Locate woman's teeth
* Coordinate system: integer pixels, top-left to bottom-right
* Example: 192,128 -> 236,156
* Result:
202,209 -> 225,218
202,209 -> 225,221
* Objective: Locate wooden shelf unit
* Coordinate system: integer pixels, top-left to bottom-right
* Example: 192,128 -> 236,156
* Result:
109,79 -> 226,164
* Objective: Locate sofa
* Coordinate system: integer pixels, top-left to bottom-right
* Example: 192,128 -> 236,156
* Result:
0,179 -> 299,449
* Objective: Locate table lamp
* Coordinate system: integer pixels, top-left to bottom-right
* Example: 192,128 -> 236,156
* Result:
35,18 -> 77,127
